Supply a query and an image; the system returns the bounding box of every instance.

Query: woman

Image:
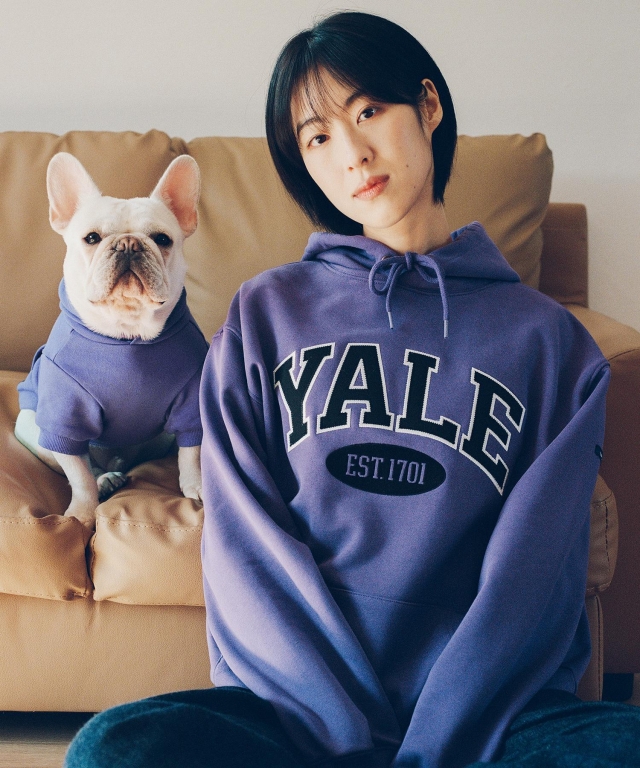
[66,11,640,768]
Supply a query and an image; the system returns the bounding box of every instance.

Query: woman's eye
[84,232,102,245]
[151,233,173,247]
[309,134,328,148]
[358,106,379,122]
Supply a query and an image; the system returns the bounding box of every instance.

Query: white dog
[15,153,207,530]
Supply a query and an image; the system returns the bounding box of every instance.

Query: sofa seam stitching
[606,348,640,361]
[0,588,87,599]
[96,518,202,532]
[93,597,204,607]
[0,519,76,527]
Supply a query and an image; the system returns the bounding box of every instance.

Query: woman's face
[294,73,443,244]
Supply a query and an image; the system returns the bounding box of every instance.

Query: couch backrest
[0,130,553,371]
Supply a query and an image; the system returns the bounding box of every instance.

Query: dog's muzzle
[88,236,170,304]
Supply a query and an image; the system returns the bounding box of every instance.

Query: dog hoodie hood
[57,280,193,345]
[200,221,610,768]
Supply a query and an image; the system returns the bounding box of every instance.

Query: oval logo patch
[326,443,446,496]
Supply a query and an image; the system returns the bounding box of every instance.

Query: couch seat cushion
[0,370,90,600]
[90,457,204,606]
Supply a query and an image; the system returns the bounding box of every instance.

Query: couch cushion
[445,133,553,290]
[185,133,553,341]
[91,458,204,606]
[0,371,90,600]
[0,129,188,372]
[0,594,210,710]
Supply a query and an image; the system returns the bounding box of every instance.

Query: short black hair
[266,11,457,235]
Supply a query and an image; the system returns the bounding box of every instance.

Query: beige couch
[0,129,634,711]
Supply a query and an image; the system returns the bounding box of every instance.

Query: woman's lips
[353,175,389,200]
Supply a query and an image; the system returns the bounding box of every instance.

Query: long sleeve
[392,362,610,768]
[200,324,402,767]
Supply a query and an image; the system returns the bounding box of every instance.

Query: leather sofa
[0,129,635,711]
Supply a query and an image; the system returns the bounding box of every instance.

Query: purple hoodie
[200,222,609,768]
[18,280,208,454]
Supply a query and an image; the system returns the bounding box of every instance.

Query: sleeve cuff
[38,429,89,455]
[17,389,37,411]
[175,428,203,448]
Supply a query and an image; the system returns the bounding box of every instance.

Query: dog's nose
[115,236,143,253]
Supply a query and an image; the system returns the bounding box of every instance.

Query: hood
[302,222,520,337]
[58,279,191,345]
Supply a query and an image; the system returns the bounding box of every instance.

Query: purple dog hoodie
[18,280,208,454]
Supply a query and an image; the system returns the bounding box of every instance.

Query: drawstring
[369,252,449,338]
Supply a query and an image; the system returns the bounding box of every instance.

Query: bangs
[291,39,420,136]
[292,65,354,135]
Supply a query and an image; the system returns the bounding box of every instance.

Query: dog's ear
[150,155,200,238]
[47,153,102,234]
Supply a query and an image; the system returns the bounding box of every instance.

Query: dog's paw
[178,445,202,504]
[97,471,129,502]
[180,482,202,504]
[64,500,97,532]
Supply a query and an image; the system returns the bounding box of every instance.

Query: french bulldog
[14,152,207,530]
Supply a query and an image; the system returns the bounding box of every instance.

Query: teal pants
[65,687,640,768]
[468,689,640,766]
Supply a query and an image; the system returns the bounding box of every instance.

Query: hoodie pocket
[330,586,464,728]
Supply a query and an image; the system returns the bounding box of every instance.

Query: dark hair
[266,11,457,235]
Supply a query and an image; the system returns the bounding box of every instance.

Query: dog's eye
[84,232,102,245]
[151,233,173,248]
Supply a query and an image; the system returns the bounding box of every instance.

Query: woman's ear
[420,78,443,133]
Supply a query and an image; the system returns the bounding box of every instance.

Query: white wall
[1,0,639,329]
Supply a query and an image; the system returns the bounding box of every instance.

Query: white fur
[47,153,200,340]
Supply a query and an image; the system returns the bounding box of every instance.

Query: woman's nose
[340,128,373,170]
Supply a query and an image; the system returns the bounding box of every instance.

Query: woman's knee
[64,690,305,768]
[503,697,640,766]
[64,699,184,768]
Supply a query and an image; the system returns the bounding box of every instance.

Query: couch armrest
[566,304,640,671]
[539,204,588,307]
[587,476,618,596]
